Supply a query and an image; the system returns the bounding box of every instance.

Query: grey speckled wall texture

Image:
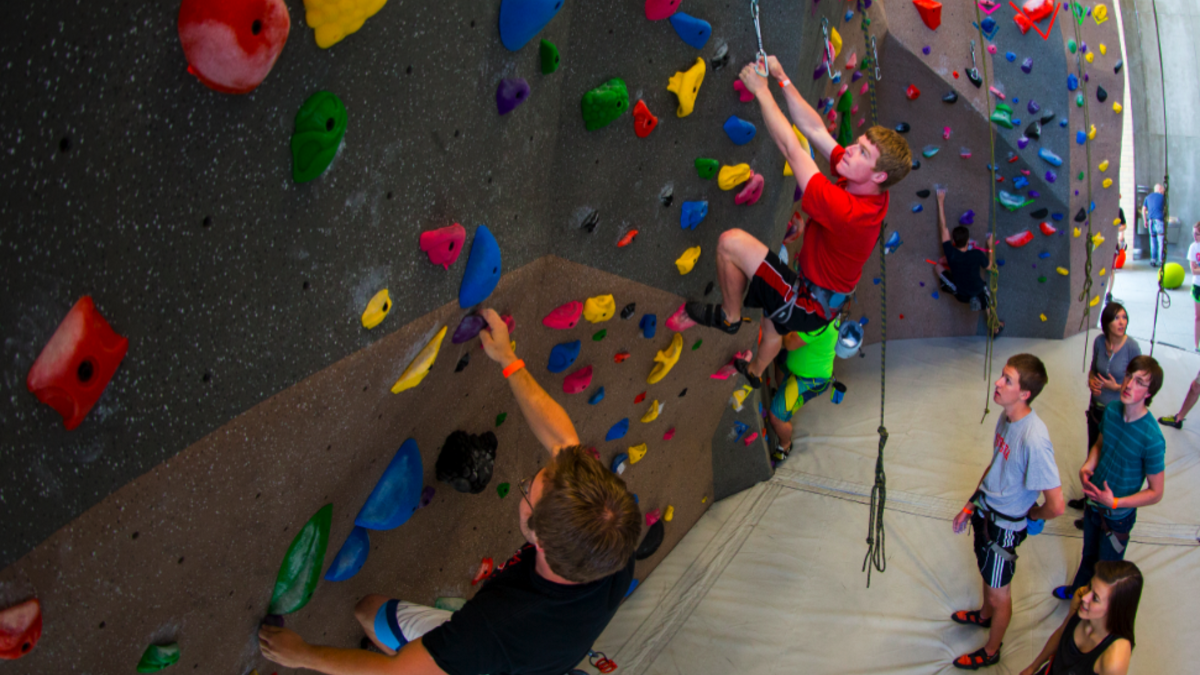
[0,0,815,568]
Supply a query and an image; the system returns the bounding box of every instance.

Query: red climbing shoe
[951,610,992,628]
[953,645,1001,670]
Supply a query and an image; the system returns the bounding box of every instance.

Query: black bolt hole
[202,216,212,227]
[325,118,335,131]
[251,20,262,35]
[382,302,389,311]
[59,137,71,152]
[22,642,31,653]
[77,359,95,383]
[448,242,455,250]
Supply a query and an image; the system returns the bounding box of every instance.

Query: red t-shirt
[798,145,890,293]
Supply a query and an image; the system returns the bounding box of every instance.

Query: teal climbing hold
[136,644,181,673]
[291,91,347,183]
[669,12,711,49]
[581,78,630,131]
[458,225,502,308]
[548,340,581,373]
[606,418,630,441]
[540,39,560,74]
[695,158,719,179]
[269,503,333,615]
[499,0,565,51]
[355,439,423,530]
[324,526,370,582]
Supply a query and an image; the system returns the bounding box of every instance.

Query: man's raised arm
[767,55,839,161]
[740,63,821,193]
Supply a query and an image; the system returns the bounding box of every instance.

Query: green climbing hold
[136,643,181,673]
[695,158,719,179]
[990,103,1014,129]
[1075,93,1084,107]
[1068,39,1077,54]
[496,412,507,426]
[836,90,854,147]
[593,329,607,341]
[497,482,511,498]
[540,39,560,74]
[291,91,348,183]
[1077,171,1086,180]
[1038,275,1047,283]
[581,78,630,131]
[269,503,332,615]
[691,339,702,351]
[997,190,1033,211]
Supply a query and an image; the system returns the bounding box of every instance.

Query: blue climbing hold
[1037,148,1063,167]
[723,115,756,145]
[548,340,581,373]
[1013,176,1029,189]
[458,225,502,308]
[1067,73,1079,91]
[669,12,711,49]
[588,387,606,405]
[680,201,708,230]
[845,9,854,21]
[1052,212,1064,221]
[883,230,903,254]
[324,526,370,582]
[1005,51,1016,62]
[639,314,657,339]
[1038,251,1051,259]
[1060,118,1069,128]
[625,578,639,597]
[606,418,630,442]
[1021,58,1033,74]
[1076,130,1087,144]
[912,204,924,213]
[355,438,424,530]
[733,420,748,442]
[611,452,629,473]
[980,17,997,39]
[499,0,565,51]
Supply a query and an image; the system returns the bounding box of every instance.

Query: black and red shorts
[744,251,834,334]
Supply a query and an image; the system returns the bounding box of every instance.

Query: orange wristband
[502,359,525,379]
[963,506,975,515]
[1111,496,1119,509]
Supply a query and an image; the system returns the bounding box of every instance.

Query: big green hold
[836,90,854,147]
[540,39,560,74]
[581,78,629,131]
[269,503,332,615]
[990,103,1014,130]
[136,643,181,673]
[695,158,719,179]
[292,92,348,183]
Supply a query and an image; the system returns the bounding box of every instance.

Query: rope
[1067,2,1097,372]
[973,4,1001,424]
[1145,0,1171,357]
[858,1,887,587]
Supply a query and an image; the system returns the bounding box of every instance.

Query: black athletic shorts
[744,251,833,335]
[972,511,1028,589]
[954,285,991,310]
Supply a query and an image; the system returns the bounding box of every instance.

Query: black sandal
[733,358,762,389]
[685,302,742,335]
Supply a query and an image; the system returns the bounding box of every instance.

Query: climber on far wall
[259,308,642,675]
[933,185,1004,337]
[685,56,911,390]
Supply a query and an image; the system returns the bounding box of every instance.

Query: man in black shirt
[935,187,1003,336]
[260,308,642,675]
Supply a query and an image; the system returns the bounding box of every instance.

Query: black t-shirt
[944,241,988,298]
[422,543,635,675]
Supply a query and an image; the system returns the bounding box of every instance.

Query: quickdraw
[750,0,768,77]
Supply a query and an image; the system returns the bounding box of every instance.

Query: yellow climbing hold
[1093,5,1108,24]
[1074,227,1082,237]
[628,442,648,464]
[1088,125,1096,140]
[667,58,706,118]
[730,384,753,411]
[1099,43,1107,55]
[1056,267,1069,276]
[783,126,813,175]
[647,333,683,384]
[303,0,388,48]
[1039,313,1048,322]
[1090,295,1101,307]
[1099,267,1108,276]
[391,325,447,393]
[664,505,674,522]
[701,495,708,503]
[830,27,843,58]
[1092,233,1106,247]
[641,399,662,423]
[362,289,391,329]
[1112,217,1122,226]
[718,163,752,190]
[1098,160,1109,172]
[583,294,615,323]
[1103,178,1113,188]
[1113,102,1123,114]
[1085,51,1095,63]
[675,246,701,275]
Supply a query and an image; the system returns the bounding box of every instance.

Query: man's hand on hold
[767,55,787,81]
[478,308,516,368]
[259,626,311,669]
[739,62,769,95]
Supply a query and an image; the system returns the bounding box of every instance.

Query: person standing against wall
[1140,185,1165,267]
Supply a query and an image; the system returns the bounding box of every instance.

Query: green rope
[973,3,1001,424]
[1068,3,1097,374]
[1145,0,1171,357]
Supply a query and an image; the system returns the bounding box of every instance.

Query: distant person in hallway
[1140,184,1165,267]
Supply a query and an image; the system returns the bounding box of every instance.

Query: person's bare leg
[1193,301,1199,350]
[748,318,783,378]
[768,409,793,451]
[981,584,1011,655]
[1177,377,1200,421]
[715,229,770,322]
[354,594,399,656]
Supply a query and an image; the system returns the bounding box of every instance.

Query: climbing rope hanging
[973,3,1001,424]
[1066,2,1099,373]
[1144,0,1171,358]
[857,2,887,587]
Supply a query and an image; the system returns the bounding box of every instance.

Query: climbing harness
[970,493,1026,563]
[750,0,768,77]
[856,1,887,588]
[973,3,1001,424]
[1145,0,1171,357]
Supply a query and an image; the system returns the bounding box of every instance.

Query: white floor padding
[596,334,1200,674]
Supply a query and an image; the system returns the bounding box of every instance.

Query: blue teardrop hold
[355,438,424,530]
[548,340,581,373]
[723,115,757,145]
[606,418,630,442]
[458,225,502,308]
[499,0,566,51]
[588,387,606,405]
[668,12,712,49]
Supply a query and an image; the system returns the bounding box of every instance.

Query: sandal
[685,302,742,335]
[951,610,992,628]
[953,645,1001,670]
[733,358,762,389]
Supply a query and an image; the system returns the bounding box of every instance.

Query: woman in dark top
[1021,560,1140,675]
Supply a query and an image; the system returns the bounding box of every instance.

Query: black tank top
[1048,613,1121,675]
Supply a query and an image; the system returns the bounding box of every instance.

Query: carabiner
[751,0,769,76]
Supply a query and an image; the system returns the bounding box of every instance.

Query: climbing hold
[637,314,657,340]
[710,42,731,70]
[356,438,423,529]
[301,0,388,47]
[667,58,706,117]
[695,158,720,179]
[1022,57,1034,74]
[1028,100,1041,115]
[663,427,676,440]
[1040,110,1057,125]
[1094,5,1109,24]
[912,204,924,213]
[1099,159,1110,172]
[1039,221,1057,236]
[731,385,752,411]
[665,304,697,332]
[735,173,765,206]
[324,526,370,582]
[675,246,701,275]
[458,225,502,308]
[26,296,128,430]
[640,400,663,423]
[1031,207,1050,219]
[1068,39,1078,53]
[990,103,1014,129]
[632,100,658,138]
[669,12,711,49]
[1076,130,1087,145]
[614,351,631,363]
[718,164,753,190]
[291,91,347,183]
[563,365,594,394]
[391,325,447,393]
[177,0,290,94]
[1046,170,1058,183]
[581,78,629,131]
[0,599,41,661]
[584,294,616,323]
[543,301,583,329]
[680,201,708,230]
[723,116,756,145]
[1038,148,1063,167]
[733,79,755,102]
[711,350,752,380]
[471,558,495,585]
[617,230,638,247]
[917,189,931,199]
[1067,73,1079,91]
[1005,51,1016,62]
[580,209,600,233]
[627,443,649,465]
[593,329,607,341]
[454,353,470,373]
[959,210,976,225]
[1102,178,1113,189]
[743,431,759,445]
[539,38,560,73]
[895,122,911,133]
[419,223,467,270]
[499,0,564,51]
[912,0,942,30]
[589,387,606,404]
[1113,59,1124,74]
[621,303,636,320]
[548,340,581,373]
[436,430,498,494]
[1075,208,1088,223]
[606,418,630,442]
[1096,86,1108,103]
[1085,51,1095,63]
[496,483,511,499]
[1076,93,1085,107]
[1056,267,1069,276]
[942,91,958,104]
[647,333,684,384]
[269,503,332,614]
[905,84,921,100]
[1025,120,1042,140]
[644,0,680,20]
[922,145,940,158]
[450,314,486,344]
[496,78,531,115]
[1005,231,1034,247]
[136,644,182,673]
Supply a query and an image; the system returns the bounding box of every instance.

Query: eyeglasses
[517,474,535,508]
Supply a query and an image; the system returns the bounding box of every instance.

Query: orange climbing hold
[614,351,631,363]
[471,558,494,585]
[617,230,639,247]
[912,0,942,30]
[0,599,41,661]
[632,100,658,138]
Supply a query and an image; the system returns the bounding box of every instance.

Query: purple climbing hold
[1045,170,1057,183]
[922,45,931,55]
[451,314,488,344]
[1027,100,1040,114]
[1018,137,1030,149]
[959,210,975,225]
[1021,58,1033,74]
[813,62,827,80]
[420,486,436,507]
[496,78,530,115]
[851,70,863,82]
[1028,190,1041,198]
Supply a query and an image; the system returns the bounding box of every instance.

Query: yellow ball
[1161,262,1186,289]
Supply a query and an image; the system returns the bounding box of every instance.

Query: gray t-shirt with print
[979,409,1061,530]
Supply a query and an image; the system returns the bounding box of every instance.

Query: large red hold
[632,100,658,138]
[178,0,291,94]
[419,223,467,270]
[27,297,129,430]
[1005,230,1034,248]
[1039,221,1057,236]
[912,0,942,31]
[0,599,42,661]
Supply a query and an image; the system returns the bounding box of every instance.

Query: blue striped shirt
[1090,402,1166,518]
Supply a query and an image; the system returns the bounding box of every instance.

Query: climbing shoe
[771,444,792,466]
[1052,586,1073,600]
[733,358,762,389]
[953,646,1000,670]
[685,302,743,335]
[1067,498,1086,510]
[1158,415,1184,429]
[970,295,983,312]
[951,610,992,629]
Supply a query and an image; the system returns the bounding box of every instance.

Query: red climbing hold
[632,100,658,138]
[1013,11,1033,34]
[733,80,754,103]
[735,173,765,206]
[912,0,942,30]
[634,391,646,404]
[617,230,639,247]
[27,297,129,430]
[614,351,631,363]
[1039,221,1057,236]
[644,0,680,21]
[663,427,675,440]
[419,223,467,270]
[665,303,697,332]
[542,301,583,329]
[471,558,494,585]
[905,84,921,100]
[1023,0,1054,22]
[563,366,593,394]
[178,0,291,94]
[1005,230,1034,247]
[0,598,41,661]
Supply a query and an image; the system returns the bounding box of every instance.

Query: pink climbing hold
[943,126,952,140]
[844,51,857,69]
[1039,221,1057,236]
[645,508,662,526]
[711,350,753,379]
[734,172,764,205]
[644,0,681,20]
[663,427,676,440]
[665,303,697,332]
[1005,230,1034,247]
[419,223,467,270]
[563,365,593,394]
[860,81,869,95]
[542,301,583,329]
[742,431,759,445]
[733,80,754,103]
